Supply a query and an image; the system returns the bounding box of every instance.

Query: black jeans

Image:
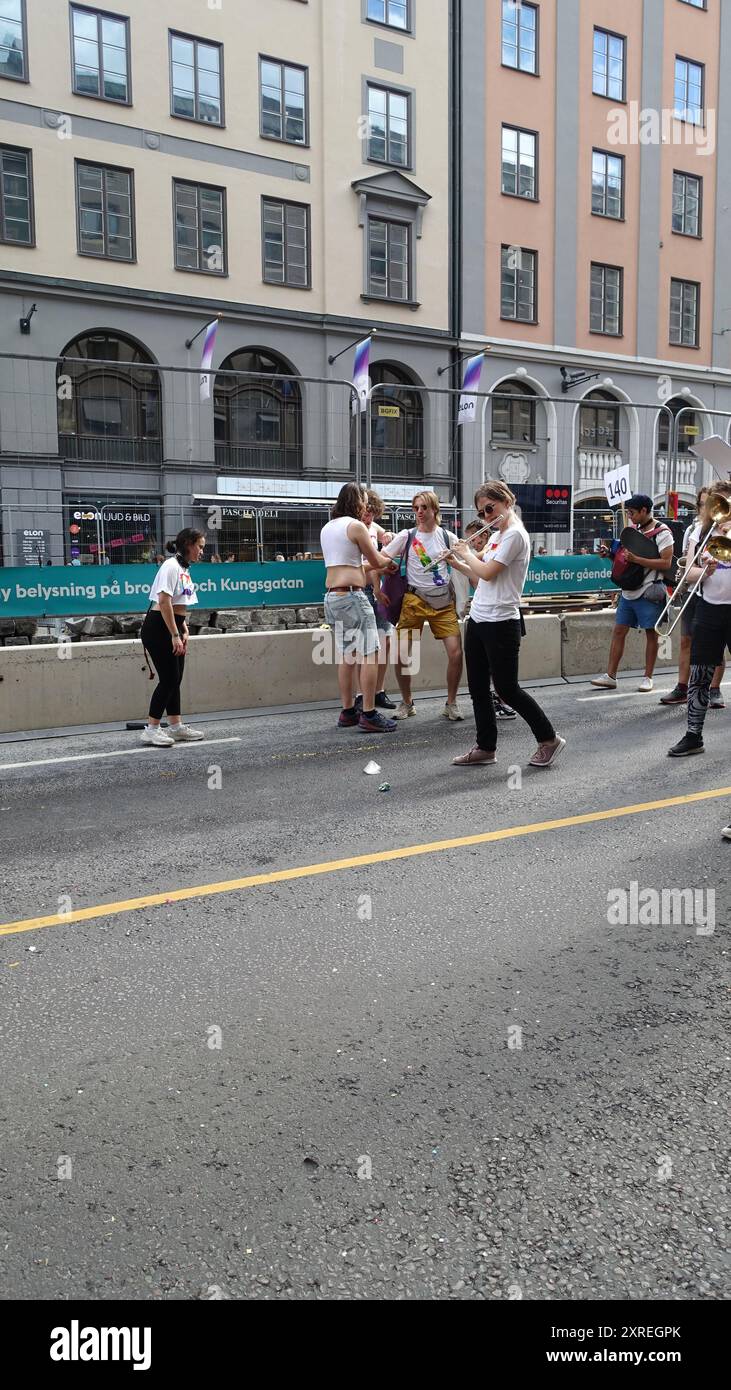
[141,611,186,720]
[465,617,555,752]
[687,598,731,737]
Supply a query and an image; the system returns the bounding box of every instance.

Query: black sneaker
[659,684,688,706]
[493,693,517,720]
[668,733,704,757]
[359,710,397,732]
[375,690,397,710]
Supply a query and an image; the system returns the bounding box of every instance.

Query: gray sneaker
[141,726,174,747]
[393,701,416,719]
[169,724,205,741]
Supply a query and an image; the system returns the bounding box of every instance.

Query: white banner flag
[457,353,485,426]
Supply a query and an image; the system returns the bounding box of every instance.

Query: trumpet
[654,493,731,635]
[421,518,499,574]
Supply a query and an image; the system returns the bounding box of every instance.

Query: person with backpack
[590,495,675,693]
[380,490,464,721]
[140,529,206,746]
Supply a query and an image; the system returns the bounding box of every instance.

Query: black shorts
[690,597,731,666]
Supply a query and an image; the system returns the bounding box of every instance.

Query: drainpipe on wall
[449,0,463,517]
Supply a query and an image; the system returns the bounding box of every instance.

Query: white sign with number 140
[603,464,631,508]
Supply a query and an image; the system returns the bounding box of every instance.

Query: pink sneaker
[528,736,566,768]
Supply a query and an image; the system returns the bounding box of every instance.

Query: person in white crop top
[320,482,398,733]
[139,528,206,747]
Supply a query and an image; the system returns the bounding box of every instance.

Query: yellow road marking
[1,785,729,939]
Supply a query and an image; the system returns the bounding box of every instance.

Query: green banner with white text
[0,556,613,619]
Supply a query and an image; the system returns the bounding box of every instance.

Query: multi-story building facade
[461,0,731,546]
[0,0,454,564]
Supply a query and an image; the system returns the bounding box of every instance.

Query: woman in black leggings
[140,528,206,747]
[449,481,565,769]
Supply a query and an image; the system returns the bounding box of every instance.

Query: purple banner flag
[458,352,485,425]
[352,337,371,415]
[199,319,219,401]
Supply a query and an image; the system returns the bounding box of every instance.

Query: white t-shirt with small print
[148,556,199,607]
[468,521,531,623]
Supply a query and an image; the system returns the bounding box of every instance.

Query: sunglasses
[477,504,497,518]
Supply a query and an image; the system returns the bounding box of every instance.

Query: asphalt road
[0,675,729,1301]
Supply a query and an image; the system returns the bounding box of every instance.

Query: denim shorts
[324,588,380,658]
[616,594,664,630]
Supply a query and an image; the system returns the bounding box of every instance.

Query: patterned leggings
[687,664,716,737]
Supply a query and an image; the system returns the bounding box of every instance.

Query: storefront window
[573,497,616,549]
[352,362,425,481]
[657,401,699,455]
[578,390,620,451]
[64,496,161,564]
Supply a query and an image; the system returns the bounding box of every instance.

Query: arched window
[491,380,536,444]
[579,389,620,451]
[573,495,615,548]
[214,348,302,474]
[57,332,161,465]
[657,396,700,455]
[365,362,424,480]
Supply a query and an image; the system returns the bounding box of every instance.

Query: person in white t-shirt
[381,490,464,721]
[448,481,565,769]
[140,529,206,747]
[669,482,731,758]
[660,487,725,708]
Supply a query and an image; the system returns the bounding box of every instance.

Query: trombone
[654,493,731,635]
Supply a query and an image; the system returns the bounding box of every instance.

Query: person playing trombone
[660,486,726,709]
[668,482,731,758]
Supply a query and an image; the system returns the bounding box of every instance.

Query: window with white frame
[593,28,625,101]
[368,218,409,300]
[590,263,622,335]
[592,149,623,218]
[502,0,538,73]
[170,33,223,125]
[501,126,537,199]
[670,278,699,346]
[366,0,409,29]
[501,245,536,322]
[71,5,129,103]
[260,57,307,144]
[366,85,409,167]
[674,57,704,124]
[672,171,701,236]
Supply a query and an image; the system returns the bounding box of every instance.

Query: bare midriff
[325,564,366,590]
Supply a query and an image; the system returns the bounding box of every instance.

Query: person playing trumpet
[448,481,565,769]
[668,482,731,758]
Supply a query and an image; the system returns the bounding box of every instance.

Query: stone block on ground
[0,618,15,636]
[296,607,322,626]
[13,618,37,637]
[4,635,29,645]
[64,618,87,639]
[81,615,115,638]
[251,608,287,628]
[114,615,143,636]
[216,611,253,632]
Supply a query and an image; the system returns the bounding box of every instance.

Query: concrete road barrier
[0,615,562,734]
[561,611,680,678]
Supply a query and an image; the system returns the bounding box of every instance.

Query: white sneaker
[442,701,464,721]
[637,677,654,693]
[590,673,618,689]
[722,824,731,841]
[141,726,174,747]
[168,724,205,741]
[393,701,416,719]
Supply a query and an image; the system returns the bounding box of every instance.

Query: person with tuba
[668,482,731,757]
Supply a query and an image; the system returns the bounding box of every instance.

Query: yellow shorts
[397,591,461,640]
